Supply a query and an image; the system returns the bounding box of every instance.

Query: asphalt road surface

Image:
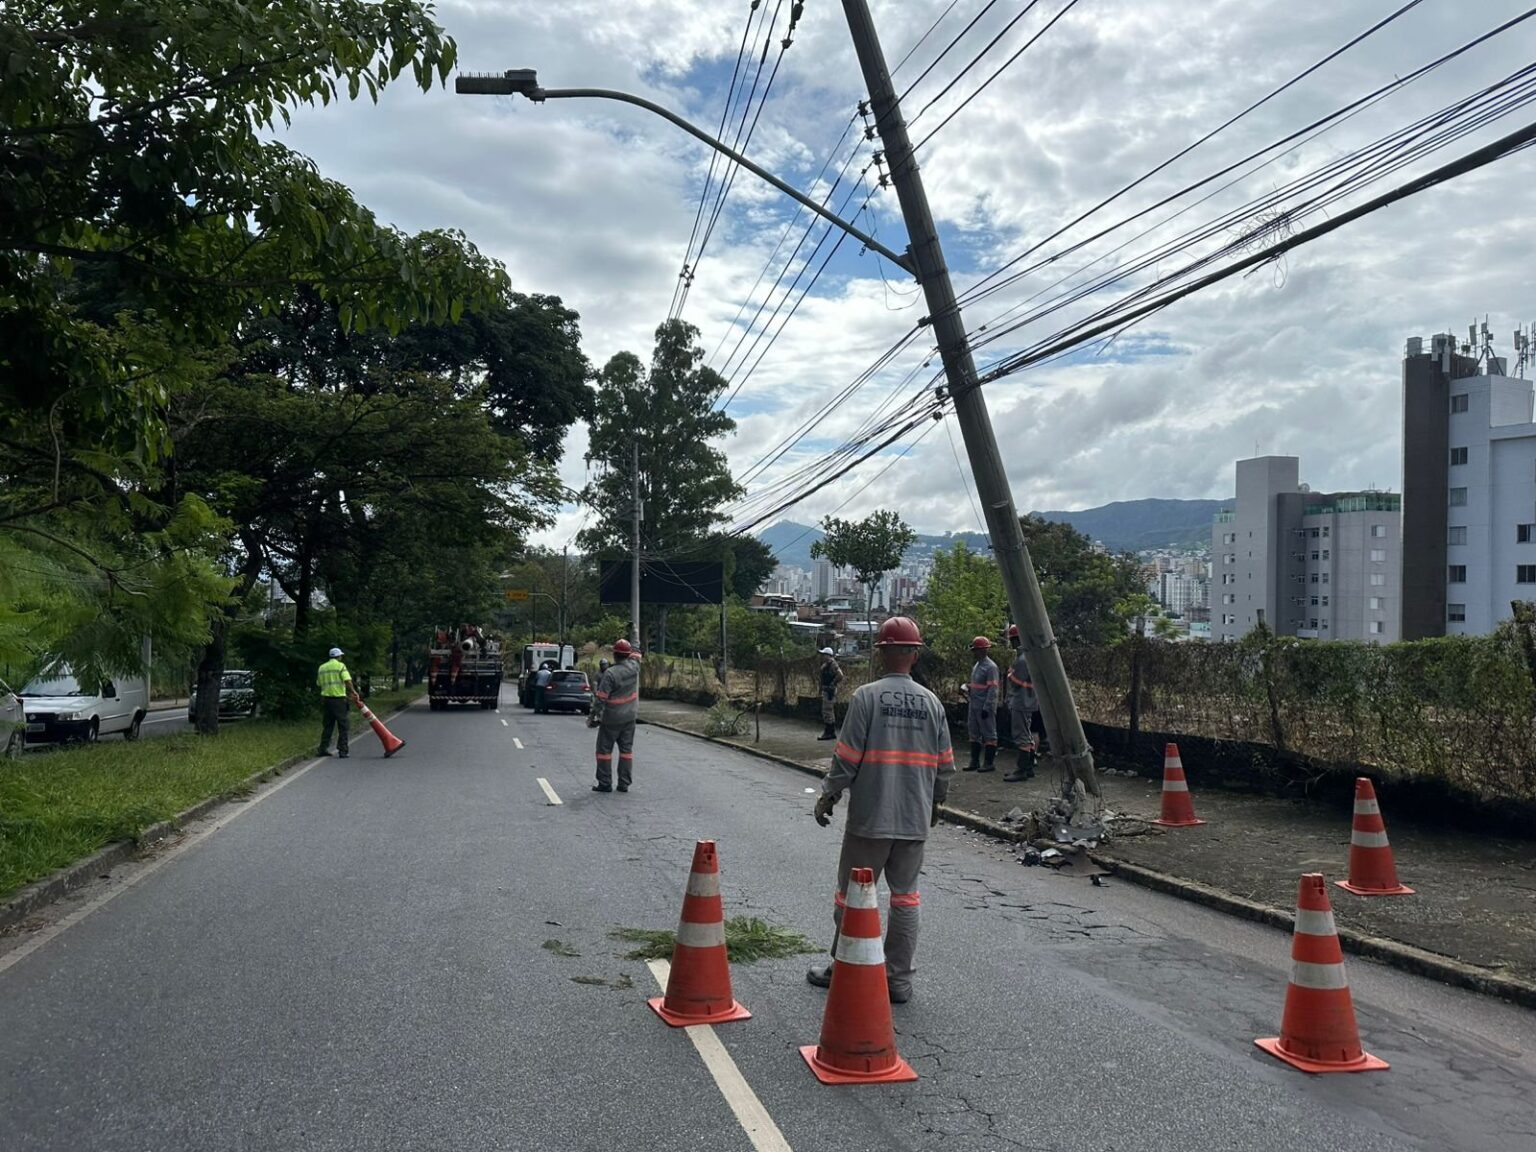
[2,691,1531,1151]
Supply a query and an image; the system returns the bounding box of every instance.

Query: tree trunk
[193,540,265,736]
[658,605,670,655]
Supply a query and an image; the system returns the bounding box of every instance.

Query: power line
[908,1,1040,128]
[898,0,1000,103]
[943,413,986,533]
[892,0,964,77]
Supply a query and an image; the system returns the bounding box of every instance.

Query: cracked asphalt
[1,692,1532,1151]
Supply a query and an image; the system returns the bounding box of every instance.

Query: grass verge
[612,916,819,963]
[0,688,424,900]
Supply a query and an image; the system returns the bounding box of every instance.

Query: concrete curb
[641,715,1536,1011]
[0,701,418,933]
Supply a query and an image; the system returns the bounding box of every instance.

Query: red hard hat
[971,635,992,650]
[874,616,924,647]
[613,638,633,656]
[1007,624,1020,639]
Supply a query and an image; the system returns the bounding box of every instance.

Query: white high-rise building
[1401,331,1536,636]
[1212,456,1400,643]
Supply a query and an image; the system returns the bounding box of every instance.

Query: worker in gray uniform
[1003,624,1039,782]
[965,635,1000,773]
[588,638,640,793]
[807,616,955,1004]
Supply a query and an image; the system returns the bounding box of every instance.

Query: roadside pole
[839,0,1100,801]
[631,441,642,648]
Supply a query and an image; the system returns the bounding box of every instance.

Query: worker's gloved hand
[586,714,599,729]
[931,802,942,827]
[813,793,838,827]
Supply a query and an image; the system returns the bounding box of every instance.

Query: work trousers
[820,691,836,725]
[533,686,548,713]
[595,718,636,787]
[318,696,350,755]
[967,704,997,746]
[829,832,925,998]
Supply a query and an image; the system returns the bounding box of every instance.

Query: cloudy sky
[280,0,1536,547]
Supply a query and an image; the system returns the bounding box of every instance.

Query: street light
[455,70,913,274]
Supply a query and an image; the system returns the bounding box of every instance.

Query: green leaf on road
[611,917,819,964]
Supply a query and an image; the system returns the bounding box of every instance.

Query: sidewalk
[639,696,1536,998]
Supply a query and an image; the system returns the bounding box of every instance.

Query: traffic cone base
[1336,778,1412,896]
[1154,743,1205,826]
[356,701,405,756]
[801,867,917,1086]
[800,1044,916,1085]
[651,841,751,1028]
[1254,1036,1388,1074]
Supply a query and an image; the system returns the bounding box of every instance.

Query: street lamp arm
[527,85,913,275]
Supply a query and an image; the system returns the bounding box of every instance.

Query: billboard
[599,558,725,606]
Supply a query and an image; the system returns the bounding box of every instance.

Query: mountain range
[756,498,1224,567]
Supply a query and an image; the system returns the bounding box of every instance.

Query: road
[1,691,1531,1151]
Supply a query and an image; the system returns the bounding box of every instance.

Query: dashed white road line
[536,778,563,806]
[645,959,792,1152]
[0,755,329,976]
[500,718,508,727]
[513,737,524,749]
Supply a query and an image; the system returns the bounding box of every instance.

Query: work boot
[806,964,833,989]
[817,724,836,741]
[592,783,611,793]
[964,741,982,771]
[977,745,997,773]
[617,784,628,792]
[888,985,912,1005]
[1004,747,1037,783]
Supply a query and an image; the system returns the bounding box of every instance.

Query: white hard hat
[329,647,344,658]
[819,647,835,656]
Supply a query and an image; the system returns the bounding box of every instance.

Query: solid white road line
[513,737,524,749]
[645,960,792,1152]
[536,778,562,806]
[142,714,184,724]
[0,755,330,977]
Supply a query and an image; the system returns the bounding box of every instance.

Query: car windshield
[552,672,587,684]
[22,674,82,696]
[221,672,253,690]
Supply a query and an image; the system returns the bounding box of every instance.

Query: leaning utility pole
[840,0,1100,801]
[631,441,642,648]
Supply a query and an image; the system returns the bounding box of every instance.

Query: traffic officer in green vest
[316,646,361,758]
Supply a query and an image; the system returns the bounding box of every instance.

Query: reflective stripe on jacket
[317,659,351,698]
[1008,654,1038,719]
[824,673,954,840]
[594,659,640,726]
[968,657,999,711]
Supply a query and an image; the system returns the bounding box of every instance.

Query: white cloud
[277,0,1536,545]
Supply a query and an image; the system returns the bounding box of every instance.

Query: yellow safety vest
[317,659,351,698]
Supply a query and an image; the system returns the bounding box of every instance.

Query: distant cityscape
[754,321,1536,647]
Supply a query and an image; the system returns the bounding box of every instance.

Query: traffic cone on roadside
[354,698,405,757]
[1336,777,1413,896]
[1256,873,1389,1074]
[1154,743,1205,827]
[800,867,917,1085]
[649,841,751,1027]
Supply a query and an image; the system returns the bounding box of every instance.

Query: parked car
[20,664,149,744]
[187,670,259,721]
[1,676,24,759]
[542,670,594,714]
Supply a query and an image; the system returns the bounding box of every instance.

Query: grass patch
[612,917,819,963]
[0,688,424,900]
[542,939,580,957]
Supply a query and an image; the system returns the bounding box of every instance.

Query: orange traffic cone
[649,841,751,1027]
[800,867,917,1085]
[354,698,405,757]
[1336,778,1413,896]
[1154,743,1205,827]
[1256,873,1389,1074]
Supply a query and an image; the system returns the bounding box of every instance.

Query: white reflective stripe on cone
[1293,908,1337,938]
[835,935,886,967]
[844,883,878,910]
[686,872,721,898]
[1351,830,1391,849]
[1290,960,1350,990]
[1162,779,1189,792]
[675,920,727,949]
[1354,798,1381,816]
[1163,758,1181,769]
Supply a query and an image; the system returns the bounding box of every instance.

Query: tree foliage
[918,541,1010,657]
[810,510,916,613]
[1019,514,1143,646]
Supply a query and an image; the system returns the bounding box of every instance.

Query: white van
[20,662,151,745]
[1,676,24,759]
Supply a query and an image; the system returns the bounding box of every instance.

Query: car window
[101,681,116,699]
[551,672,587,684]
[23,674,82,695]
[222,672,253,689]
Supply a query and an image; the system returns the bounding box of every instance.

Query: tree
[1019,515,1144,646]
[1,0,507,686]
[810,510,917,634]
[919,541,1010,657]
[580,320,743,650]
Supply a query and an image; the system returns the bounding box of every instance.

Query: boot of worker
[817,723,836,741]
[964,741,981,771]
[1004,746,1036,782]
[977,744,997,773]
[885,902,919,1004]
